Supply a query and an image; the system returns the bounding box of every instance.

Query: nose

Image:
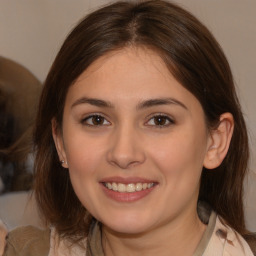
[106,125,146,169]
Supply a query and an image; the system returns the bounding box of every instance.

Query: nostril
[107,149,146,169]
[106,129,146,169]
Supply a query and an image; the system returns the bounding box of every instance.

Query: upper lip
[100,176,157,184]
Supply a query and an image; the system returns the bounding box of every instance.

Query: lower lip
[101,184,156,202]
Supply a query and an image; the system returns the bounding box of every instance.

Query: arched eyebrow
[71,97,114,108]
[137,98,187,110]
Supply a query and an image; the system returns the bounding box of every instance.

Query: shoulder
[244,233,256,256]
[204,216,255,256]
[3,225,87,256]
[0,220,8,256]
[49,227,87,256]
[4,225,50,256]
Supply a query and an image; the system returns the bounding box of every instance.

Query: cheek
[148,128,207,185]
[64,131,106,178]
[63,135,105,215]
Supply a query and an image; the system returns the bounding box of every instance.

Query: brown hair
[34,0,249,241]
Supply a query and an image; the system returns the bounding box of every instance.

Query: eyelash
[81,114,175,128]
[145,114,175,128]
[81,114,111,127]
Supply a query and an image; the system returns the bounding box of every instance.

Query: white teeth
[117,183,126,192]
[126,183,135,192]
[112,182,118,191]
[142,183,148,190]
[104,182,155,193]
[148,183,154,189]
[135,183,142,191]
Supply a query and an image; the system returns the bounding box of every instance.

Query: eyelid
[145,113,175,127]
[81,113,111,126]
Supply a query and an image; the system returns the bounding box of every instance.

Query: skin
[53,47,234,255]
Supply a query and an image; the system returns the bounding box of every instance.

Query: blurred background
[0,0,255,231]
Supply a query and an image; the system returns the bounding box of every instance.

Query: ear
[51,118,68,168]
[203,113,234,169]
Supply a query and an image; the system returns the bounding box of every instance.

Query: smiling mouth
[103,182,155,193]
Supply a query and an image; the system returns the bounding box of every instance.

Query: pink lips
[100,176,157,202]
[100,176,155,184]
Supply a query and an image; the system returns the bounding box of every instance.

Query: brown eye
[83,115,110,126]
[154,116,168,125]
[92,115,104,125]
[146,115,174,127]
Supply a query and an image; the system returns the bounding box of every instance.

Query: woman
[2,0,255,255]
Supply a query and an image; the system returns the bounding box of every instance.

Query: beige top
[1,212,255,256]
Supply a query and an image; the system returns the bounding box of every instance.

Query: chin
[105,223,150,235]
[101,214,155,235]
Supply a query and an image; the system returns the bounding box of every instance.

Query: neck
[101,208,206,256]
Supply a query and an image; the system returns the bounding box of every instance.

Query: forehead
[65,47,201,112]
[75,47,170,84]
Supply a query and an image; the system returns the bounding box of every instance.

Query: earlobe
[51,119,68,168]
[203,113,234,169]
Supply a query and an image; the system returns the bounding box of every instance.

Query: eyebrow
[137,98,188,110]
[71,97,187,110]
[71,97,114,108]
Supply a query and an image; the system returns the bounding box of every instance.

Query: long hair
[34,0,249,241]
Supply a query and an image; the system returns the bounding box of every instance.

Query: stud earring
[60,160,68,167]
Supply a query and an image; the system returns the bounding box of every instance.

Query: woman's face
[54,47,213,235]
